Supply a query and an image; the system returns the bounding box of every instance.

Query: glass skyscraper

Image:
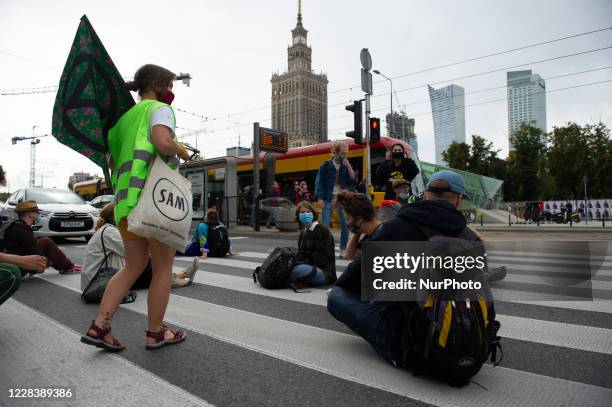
[428,84,466,165]
[507,70,547,150]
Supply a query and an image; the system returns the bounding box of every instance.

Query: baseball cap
[425,170,468,197]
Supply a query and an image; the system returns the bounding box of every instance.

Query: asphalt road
[1,233,611,407]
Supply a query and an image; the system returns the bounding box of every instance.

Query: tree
[468,135,498,175]
[506,124,547,201]
[442,142,469,170]
[584,122,611,198]
[0,165,5,187]
[546,122,588,199]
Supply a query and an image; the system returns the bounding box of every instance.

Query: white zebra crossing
[31,271,612,407]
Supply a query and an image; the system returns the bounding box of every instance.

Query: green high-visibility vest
[108,99,179,224]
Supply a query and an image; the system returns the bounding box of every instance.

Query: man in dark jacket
[375,143,419,200]
[4,200,81,275]
[327,170,484,367]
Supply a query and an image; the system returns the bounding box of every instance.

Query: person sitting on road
[0,252,47,306]
[292,201,337,288]
[327,171,503,373]
[391,179,415,206]
[4,200,82,275]
[184,209,236,258]
[83,203,197,291]
[335,191,383,262]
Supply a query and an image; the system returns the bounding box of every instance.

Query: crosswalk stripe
[499,273,612,291]
[35,274,612,406]
[0,299,213,407]
[238,251,352,267]
[488,262,612,277]
[488,255,612,269]
[487,250,611,262]
[38,271,612,356]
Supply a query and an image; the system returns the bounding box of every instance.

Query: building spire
[298,0,302,22]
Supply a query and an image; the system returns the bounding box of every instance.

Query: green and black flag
[52,15,134,190]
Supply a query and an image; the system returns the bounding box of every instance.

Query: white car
[1,188,98,240]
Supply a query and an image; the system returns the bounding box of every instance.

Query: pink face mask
[157,89,175,105]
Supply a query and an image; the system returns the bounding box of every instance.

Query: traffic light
[370,117,380,144]
[345,100,363,144]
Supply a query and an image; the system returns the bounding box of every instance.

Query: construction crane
[11,126,50,187]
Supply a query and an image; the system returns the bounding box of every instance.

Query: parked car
[1,188,98,240]
[88,194,115,209]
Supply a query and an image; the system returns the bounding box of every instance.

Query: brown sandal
[81,320,125,352]
[145,323,186,350]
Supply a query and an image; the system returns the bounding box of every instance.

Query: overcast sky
[1,0,611,192]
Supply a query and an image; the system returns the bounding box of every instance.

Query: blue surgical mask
[399,192,411,200]
[299,212,314,224]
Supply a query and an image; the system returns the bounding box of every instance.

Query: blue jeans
[327,286,402,367]
[266,207,277,227]
[321,201,348,250]
[291,263,328,286]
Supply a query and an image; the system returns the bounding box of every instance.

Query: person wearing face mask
[81,64,191,352]
[391,179,416,205]
[291,202,336,288]
[375,143,419,200]
[315,141,356,257]
[334,191,382,262]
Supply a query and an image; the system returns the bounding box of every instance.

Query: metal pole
[253,123,260,231]
[365,94,372,191]
[389,80,393,137]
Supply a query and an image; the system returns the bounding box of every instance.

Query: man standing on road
[4,200,81,275]
[315,141,356,257]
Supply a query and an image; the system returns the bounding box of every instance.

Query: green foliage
[441,122,611,201]
[442,142,469,170]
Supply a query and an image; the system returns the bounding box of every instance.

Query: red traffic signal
[370,117,380,144]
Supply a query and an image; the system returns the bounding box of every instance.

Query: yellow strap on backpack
[438,302,453,348]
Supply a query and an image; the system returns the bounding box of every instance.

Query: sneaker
[172,275,191,288]
[60,264,82,274]
[181,258,198,285]
[338,250,346,259]
[486,266,507,282]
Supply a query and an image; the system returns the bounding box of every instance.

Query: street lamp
[373,70,393,137]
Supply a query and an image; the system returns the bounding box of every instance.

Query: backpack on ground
[253,247,299,289]
[399,224,503,387]
[207,223,230,257]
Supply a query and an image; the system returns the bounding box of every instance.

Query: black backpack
[399,225,502,387]
[207,223,230,257]
[253,247,299,289]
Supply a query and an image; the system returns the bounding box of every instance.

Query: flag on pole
[52,15,134,189]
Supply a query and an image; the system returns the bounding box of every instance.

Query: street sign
[258,127,288,153]
[361,68,372,95]
[360,48,372,71]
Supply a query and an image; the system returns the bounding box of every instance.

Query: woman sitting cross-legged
[291,201,337,288]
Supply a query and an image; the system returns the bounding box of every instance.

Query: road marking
[488,255,612,269]
[33,273,612,407]
[231,236,250,240]
[39,271,612,355]
[488,250,611,262]
[239,251,351,267]
[0,299,213,407]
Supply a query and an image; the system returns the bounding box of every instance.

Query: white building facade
[428,84,466,165]
[507,70,547,150]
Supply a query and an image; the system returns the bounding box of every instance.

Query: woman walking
[81,64,191,351]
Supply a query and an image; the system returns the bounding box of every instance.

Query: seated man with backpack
[327,170,502,386]
[184,209,235,258]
